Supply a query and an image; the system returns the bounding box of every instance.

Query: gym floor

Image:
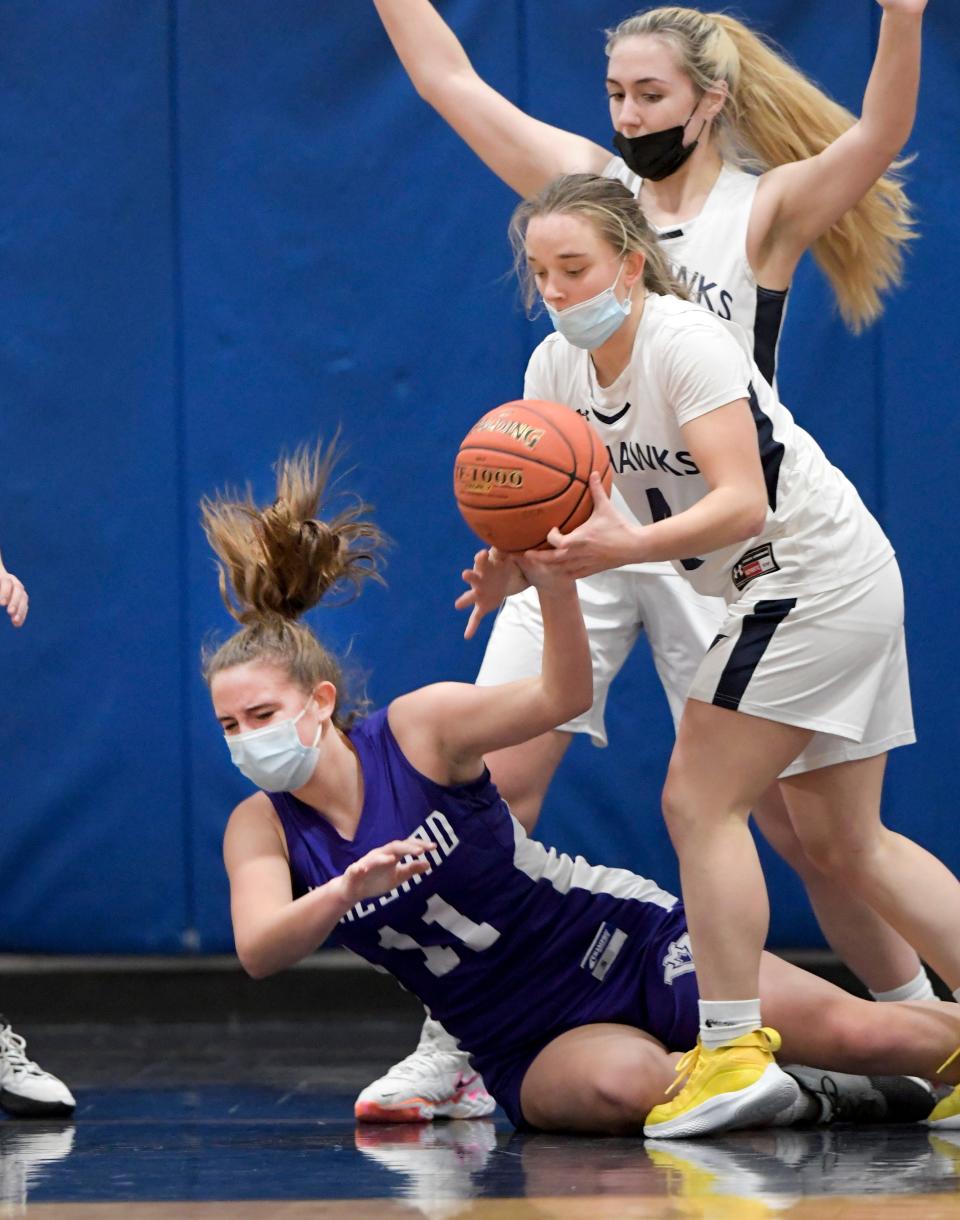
[3,958,960,1218]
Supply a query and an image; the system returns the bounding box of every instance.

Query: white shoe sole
[355,1090,495,1124]
[643,1064,800,1139]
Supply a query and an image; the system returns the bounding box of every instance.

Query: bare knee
[808,1000,898,1072]
[521,1033,674,1134]
[661,769,701,847]
[575,1055,675,1134]
[797,828,885,884]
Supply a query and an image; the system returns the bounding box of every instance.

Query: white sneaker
[355,1017,495,1123]
[0,1019,76,1118]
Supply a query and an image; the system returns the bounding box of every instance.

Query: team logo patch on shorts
[581,921,627,981]
[662,933,696,985]
[732,542,780,591]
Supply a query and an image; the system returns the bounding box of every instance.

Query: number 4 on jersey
[645,488,704,571]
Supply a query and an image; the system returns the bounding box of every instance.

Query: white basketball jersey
[524,294,892,602]
[602,158,787,387]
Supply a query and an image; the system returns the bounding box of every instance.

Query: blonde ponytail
[607,8,916,331]
[200,441,386,727]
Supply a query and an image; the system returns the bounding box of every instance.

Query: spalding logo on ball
[454,399,612,552]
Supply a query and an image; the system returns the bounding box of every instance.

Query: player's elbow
[418,65,478,112]
[569,679,594,720]
[734,492,768,542]
[235,935,281,981]
[555,675,593,724]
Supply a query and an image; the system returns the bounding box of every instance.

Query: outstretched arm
[225,794,433,978]
[372,0,609,197]
[750,0,926,284]
[0,553,29,628]
[390,558,591,784]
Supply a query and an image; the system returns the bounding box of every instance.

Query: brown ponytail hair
[200,441,386,728]
[509,173,689,310]
[606,7,916,331]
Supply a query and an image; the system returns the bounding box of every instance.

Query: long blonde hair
[510,173,689,310]
[200,441,386,729]
[606,7,916,331]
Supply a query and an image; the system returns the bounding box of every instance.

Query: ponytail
[200,441,385,728]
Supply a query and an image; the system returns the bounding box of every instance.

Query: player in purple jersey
[201,444,959,1136]
[356,0,933,1120]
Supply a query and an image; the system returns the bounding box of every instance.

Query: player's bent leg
[646,704,812,1139]
[519,1024,676,1134]
[355,1016,495,1124]
[660,700,810,998]
[752,783,926,997]
[759,948,960,1126]
[484,730,573,836]
[781,755,960,998]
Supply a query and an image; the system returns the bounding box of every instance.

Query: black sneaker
[783,1064,936,1125]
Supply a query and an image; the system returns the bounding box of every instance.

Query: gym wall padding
[0,1,956,952]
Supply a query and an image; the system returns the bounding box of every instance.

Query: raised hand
[455,548,529,640]
[0,566,29,628]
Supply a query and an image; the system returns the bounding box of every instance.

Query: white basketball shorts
[687,558,916,777]
[475,563,724,745]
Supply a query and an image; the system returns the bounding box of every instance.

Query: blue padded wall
[0,1,956,952]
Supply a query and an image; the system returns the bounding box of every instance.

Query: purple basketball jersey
[267,708,694,1068]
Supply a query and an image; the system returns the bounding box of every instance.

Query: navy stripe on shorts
[712,598,797,711]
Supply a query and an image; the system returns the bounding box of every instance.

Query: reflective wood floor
[2,1019,959,1218]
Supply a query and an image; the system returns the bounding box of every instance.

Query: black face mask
[613,108,705,181]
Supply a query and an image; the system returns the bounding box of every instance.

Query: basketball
[453,399,613,553]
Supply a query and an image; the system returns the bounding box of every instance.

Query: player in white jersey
[457,170,960,1138]
[358,0,932,1121]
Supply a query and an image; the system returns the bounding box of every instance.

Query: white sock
[699,998,762,1049]
[870,967,937,1003]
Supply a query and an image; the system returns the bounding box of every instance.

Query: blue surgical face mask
[544,262,631,350]
[226,699,322,792]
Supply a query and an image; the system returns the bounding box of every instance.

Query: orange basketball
[454,399,613,553]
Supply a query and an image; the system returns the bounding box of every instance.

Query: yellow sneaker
[927,1046,960,1129]
[643,1028,800,1139]
[927,1086,960,1129]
